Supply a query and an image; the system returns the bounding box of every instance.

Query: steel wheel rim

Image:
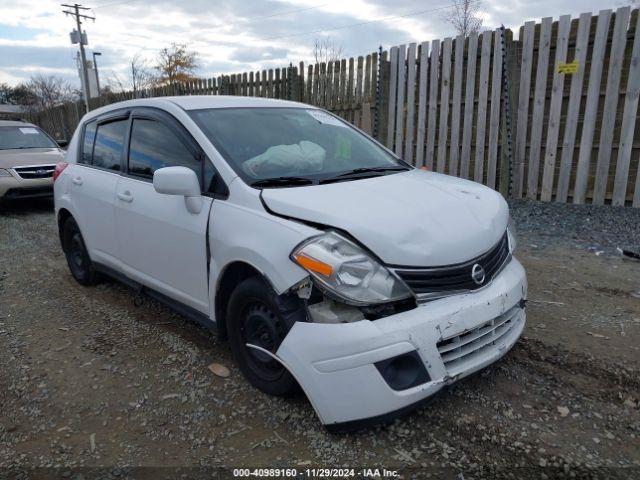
[240,301,285,381]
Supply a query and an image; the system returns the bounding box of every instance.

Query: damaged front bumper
[275,257,527,429]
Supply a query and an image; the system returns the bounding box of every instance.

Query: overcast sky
[0,0,629,89]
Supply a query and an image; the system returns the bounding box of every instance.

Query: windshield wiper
[320,166,409,184]
[250,176,314,188]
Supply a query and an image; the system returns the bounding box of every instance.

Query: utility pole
[92,51,102,94]
[62,3,94,113]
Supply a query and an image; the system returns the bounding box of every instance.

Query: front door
[114,113,212,314]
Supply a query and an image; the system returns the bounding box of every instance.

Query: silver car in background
[0,119,66,201]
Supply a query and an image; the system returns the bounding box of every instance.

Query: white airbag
[243,141,325,176]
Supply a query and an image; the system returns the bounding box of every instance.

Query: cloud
[0,0,624,88]
[231,46,290,63]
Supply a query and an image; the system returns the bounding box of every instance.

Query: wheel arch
[214,261,264,340]
[57,208,73,250]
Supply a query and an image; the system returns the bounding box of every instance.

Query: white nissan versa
[54,96,527,430]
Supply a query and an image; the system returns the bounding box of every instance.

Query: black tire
[62,217,99,286]
[227,276,298,396]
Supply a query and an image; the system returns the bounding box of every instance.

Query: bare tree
[105,72,127,93]
[106,54,156,96]
[313,38,344,65]
[0,83,14,104]
[312,38,344,101]
[155,43,199,87]
[130,54,156,94]
[442,0,483,37]
[20,75,75,112]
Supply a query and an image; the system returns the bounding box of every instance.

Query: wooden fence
[14,53,381,146]
[11,7,640,207]
[385,7,640,207]
[384,30,506,192]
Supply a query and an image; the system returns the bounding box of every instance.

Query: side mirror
[153,166,203,214]
[56,139,69,149]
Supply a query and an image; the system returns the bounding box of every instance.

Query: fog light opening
[375,351,430,391]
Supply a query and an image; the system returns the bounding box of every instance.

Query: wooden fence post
[513,21,535,197]
[498,27,518,197]
[593,6,631,205]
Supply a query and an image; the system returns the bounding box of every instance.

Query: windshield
[188,107,408,186]
[0,126,57,150]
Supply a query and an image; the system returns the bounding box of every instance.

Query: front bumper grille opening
[3,186,53,199]
[437,306,521,373]
[393,232,510,299]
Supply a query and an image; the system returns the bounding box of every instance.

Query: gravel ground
[0,199,639,479]
[509,199,640,254]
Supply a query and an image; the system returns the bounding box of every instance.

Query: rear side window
[80,121,97,164]
[128,118,199,179]
[93,120,127,171]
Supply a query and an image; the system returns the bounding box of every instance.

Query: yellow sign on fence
[557,60,579,74]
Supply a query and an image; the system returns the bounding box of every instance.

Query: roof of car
[167,95,306,110]
[0,119,36,127]
[83,95,310,121]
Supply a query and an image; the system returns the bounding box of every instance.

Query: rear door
[70,113,129,267]
[114,109,216,314]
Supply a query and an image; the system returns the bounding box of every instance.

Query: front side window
[93,120,127,171]
[189,108,407,186]
[0,126,57,150]
[128,118,200,179]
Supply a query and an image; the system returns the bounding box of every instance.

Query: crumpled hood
[262,169,509,267]
[0,148,65,169]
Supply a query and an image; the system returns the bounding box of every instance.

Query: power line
[262,0,479,41]
[93,0,141,9]
[94,0,329,33]
[221,3,329,27]
[182,3,330,38]
[92,1,331,46]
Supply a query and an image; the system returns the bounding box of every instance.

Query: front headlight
[291,231,411,305]
[0,169,13,177]
[507,216,517,253]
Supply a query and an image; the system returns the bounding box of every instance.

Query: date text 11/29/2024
[233,468,400,478]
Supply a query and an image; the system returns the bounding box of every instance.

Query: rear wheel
[62,217,99,286]
[227,276,298,396]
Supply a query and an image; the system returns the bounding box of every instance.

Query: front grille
[393,232,510,299]
[437,305,521,374]
[13,164,55,179]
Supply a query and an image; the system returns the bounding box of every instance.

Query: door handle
[117,191,134,203]
[71,176,83,186]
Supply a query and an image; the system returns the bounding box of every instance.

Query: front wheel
[62,217,100,286]
[227,276,298,396]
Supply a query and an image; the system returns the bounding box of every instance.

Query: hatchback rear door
[69,112,129,267]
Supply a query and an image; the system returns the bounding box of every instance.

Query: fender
[206,197,320,323]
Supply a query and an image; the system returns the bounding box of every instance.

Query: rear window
[93,120,127,171]
[0,126,57,150]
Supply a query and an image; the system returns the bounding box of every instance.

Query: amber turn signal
[292,253,333,277]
